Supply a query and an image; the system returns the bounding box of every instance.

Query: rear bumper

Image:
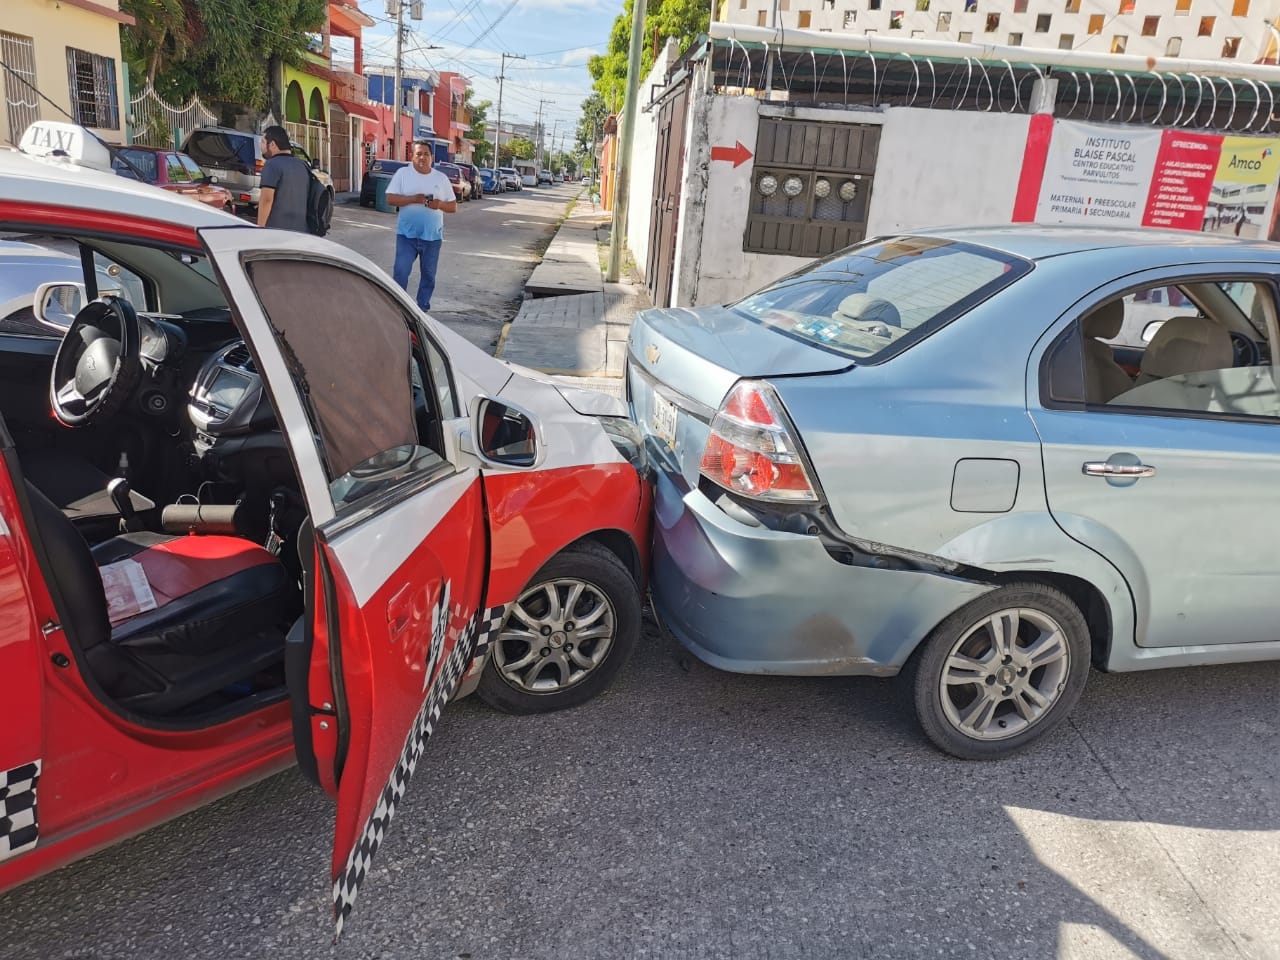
[649,465,992,676]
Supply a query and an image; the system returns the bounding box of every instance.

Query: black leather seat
[25,482,299,716]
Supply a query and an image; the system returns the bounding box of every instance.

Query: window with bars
[65,47,119,130]
[744,118,879,258]
[0,33,39,142]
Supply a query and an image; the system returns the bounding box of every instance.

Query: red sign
[1142,131,1222,230]
[710,141,753,168]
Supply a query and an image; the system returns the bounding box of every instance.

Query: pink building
[432,72,472,163]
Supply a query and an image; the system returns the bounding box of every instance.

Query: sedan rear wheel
[477,542,641,714]
[911,583,1090,760]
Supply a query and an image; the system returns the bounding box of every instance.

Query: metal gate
[128,82,216,149]
[0,33,39,145]
[645,72,690,308]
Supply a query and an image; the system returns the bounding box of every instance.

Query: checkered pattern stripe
[332,610,485,938]
[473,603,508,661]
[0,760,41,862]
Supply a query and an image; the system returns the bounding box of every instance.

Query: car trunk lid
[628,305,852,485]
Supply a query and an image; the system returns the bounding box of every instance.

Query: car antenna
[0,56,150,182]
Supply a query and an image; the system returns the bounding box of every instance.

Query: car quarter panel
[478,374,650,608]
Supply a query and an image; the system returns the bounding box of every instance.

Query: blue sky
[343,0,618,142]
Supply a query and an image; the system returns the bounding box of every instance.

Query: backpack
[305,167,331,237]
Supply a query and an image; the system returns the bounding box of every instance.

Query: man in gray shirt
[257,125,310,232]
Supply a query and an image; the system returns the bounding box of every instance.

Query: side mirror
[209,174,219,184]
[310,158,320,170]
[473,398,540,468]
[33,281,86,332]
[1142,319,1165,344]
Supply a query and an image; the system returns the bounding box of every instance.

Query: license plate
[651,392,678,448]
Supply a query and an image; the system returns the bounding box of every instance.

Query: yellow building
[0,0,132,147]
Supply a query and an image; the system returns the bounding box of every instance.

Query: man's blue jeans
[393,234,442,312]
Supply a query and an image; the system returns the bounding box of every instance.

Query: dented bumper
[650,467,994,677]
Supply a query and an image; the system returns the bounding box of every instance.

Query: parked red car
[110,145,233,211]
[0,151,650,933]
[435,161,472,201]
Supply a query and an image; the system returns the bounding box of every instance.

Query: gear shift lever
[107,477,143,533]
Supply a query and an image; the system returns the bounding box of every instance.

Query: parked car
[479,168,501,194]
[628,226,1280,761]
[563,173,572,183]
[0,151,651,926]
[537,169,554,186]
[498,167,522,191]
[106,146,234,212]
[435,161,471,201]
[180,126,334,232]
[460,162,484,200]
[582,175,591,184]
[359,158,409,207]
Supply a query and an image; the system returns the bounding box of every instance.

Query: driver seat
[24,481,298,716]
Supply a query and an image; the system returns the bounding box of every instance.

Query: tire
[909,583,1091,760]
[318,188,334,232]
[477,542,641,714]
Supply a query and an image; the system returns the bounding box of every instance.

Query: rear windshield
[437,163,459,176]
[113,148,158,182]
[730,236,1031,363]
[184,131,255,171]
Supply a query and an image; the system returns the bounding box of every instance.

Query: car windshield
[729,236,1032,362]
[184,131,254,170]
[112,148,158,182]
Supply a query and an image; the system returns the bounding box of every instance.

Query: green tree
[468,98,492,165]
[121,0,327,108]
[499,136,537,165]
[574,92,608,153]
[588,0,709,110]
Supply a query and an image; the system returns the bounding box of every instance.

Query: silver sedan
[627,227,1280,760]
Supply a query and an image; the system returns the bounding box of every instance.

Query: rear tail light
[254,158,264,174]
[699,380,819,502]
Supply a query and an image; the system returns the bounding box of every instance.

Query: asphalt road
[3,187,1280,960]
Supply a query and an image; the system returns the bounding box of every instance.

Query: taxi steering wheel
[49,297,143,428]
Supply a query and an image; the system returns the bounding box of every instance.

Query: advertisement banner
[1013,119,1280,241]
[1032,121,1163,227]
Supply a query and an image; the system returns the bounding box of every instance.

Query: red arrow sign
[710,140,753,168]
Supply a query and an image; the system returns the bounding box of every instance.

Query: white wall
[672,93,1033,308]
[867,109,1032,235]
[624,40,681,278]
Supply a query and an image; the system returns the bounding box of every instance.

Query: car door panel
[198,226,489,935]
[1031,267,1280,650]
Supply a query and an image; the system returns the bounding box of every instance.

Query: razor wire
[706,43,1280,134]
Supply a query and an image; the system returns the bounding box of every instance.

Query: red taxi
[0,150,651,934]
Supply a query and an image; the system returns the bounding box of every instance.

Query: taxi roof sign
[19,121,113,172]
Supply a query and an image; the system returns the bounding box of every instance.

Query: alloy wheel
[493,578,616,695]
[938,607,1071,741]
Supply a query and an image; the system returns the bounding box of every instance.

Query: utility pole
[548,118,559,171]
[492,52,524,169]
[392,0,405,162]
[535,98,552,170]
[606,0,647,282]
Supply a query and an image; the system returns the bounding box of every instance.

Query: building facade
[367,67,439,160]
[0,0,133,148]
[433,72,472,163]
[721,0,1280,63]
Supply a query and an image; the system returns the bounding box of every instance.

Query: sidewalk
[497,196,652,392]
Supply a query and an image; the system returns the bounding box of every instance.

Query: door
[646,74,689,309]
[0,421,44,870]
[1031,269,1280,649]
[199,227,488,935]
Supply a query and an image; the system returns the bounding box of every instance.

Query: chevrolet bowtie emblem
[645,343,660,365]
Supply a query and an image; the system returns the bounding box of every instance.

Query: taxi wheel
[478,542,641,714]
[909,583,1091,761]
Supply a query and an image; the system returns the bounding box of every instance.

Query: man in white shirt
[385,140,458,311]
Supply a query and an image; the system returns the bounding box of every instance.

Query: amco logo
[1228,147,1272,171]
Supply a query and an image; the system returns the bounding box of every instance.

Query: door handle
[1082,461,1156,478]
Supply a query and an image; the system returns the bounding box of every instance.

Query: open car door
[198,226,489,935]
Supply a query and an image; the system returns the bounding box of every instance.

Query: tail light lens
[699,380,819,502]
[254,158,264,174]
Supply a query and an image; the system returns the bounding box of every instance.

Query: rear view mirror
[474,399,539,468]
[1142,319,1165,344]
[33,281,86,332]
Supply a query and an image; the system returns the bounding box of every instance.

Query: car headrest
[1141,316,1233,380]
[834,293,901,327]
[1082,300,1124,340]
